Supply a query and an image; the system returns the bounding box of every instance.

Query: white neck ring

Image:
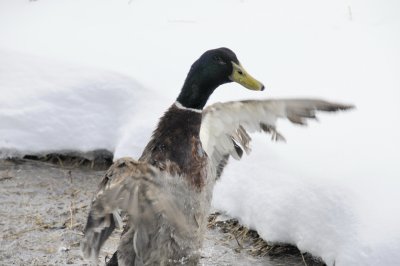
[174,101,203,113]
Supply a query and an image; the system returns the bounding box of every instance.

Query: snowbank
[0,50,162,158]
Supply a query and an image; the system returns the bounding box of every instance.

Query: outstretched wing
[200,98,354,175]
[81,157,188,261]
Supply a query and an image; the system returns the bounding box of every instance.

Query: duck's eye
[238,70,244,75]
[213,56,226,65]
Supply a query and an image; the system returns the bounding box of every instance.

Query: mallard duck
[81,48,353,266]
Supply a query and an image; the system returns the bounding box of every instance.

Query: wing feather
[200,98,354,172]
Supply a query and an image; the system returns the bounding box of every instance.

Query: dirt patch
[22,149,113,170]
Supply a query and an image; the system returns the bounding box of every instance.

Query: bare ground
[0,157,325,266]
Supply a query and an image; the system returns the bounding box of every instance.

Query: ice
[1,0,400,265]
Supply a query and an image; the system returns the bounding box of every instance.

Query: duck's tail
[81,158,190,264]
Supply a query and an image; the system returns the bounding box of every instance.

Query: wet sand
[0,159,324,265]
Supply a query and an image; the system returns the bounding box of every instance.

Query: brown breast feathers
[140,104,208,190]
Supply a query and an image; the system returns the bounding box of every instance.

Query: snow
[1,0,400,265]
[0,50,162,158]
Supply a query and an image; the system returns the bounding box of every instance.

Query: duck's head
[177,48,264,110]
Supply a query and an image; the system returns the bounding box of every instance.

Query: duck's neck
[176,78,219,110]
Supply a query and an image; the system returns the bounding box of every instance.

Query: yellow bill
[229,62,265,91]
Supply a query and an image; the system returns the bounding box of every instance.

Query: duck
[81,47,354,266]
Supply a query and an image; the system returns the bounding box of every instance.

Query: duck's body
[82,48,255,266]
[82,48,354,266]
[114,104,211,265]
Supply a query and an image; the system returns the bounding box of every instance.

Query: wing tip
[81,212,117,262]
[320,102,356,112]
[336,103,356,111]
